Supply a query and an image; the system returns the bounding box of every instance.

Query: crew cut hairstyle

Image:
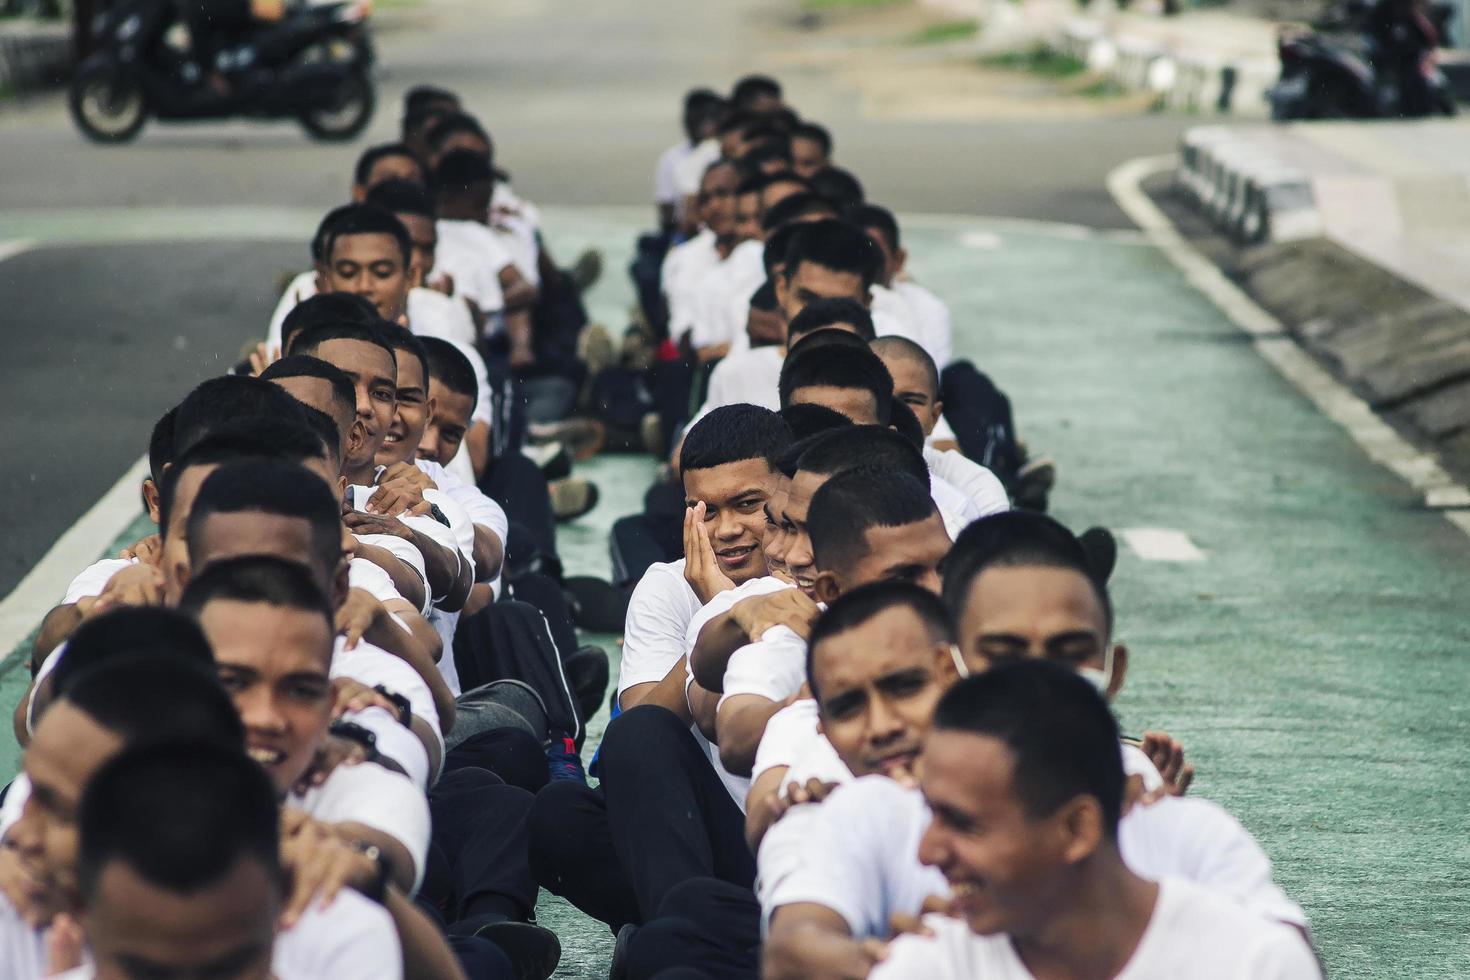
[172,375,310,459]
[366,177,437,219]
[732,74,782,106]
[933,660,1125,837]
[319,203,412,267]
[853,203,900,252]
[48,607,213,691]
[435,147,496,194]
[787,425,927,486]
[62,656,245,751]
[810,166,866,213]
[280,292,379,352]
[404,84,459,115]
[778,343,895,424]
[792,121,833,156]
[780,403,853,442]
[871,335,939,398]
[159,421,327,537]
[185,459,344,576]
[380,328,430,389]
[781,218,882,289]
[178,554,336,627]
[147,406,178,484]
[419,336,478,410]
[354,142,427,188]
[807,467,939,573]
[941,511,1113,636]
[424,111,490,152]
[888,398,925,449]
[289,320,397,366]
[761,191,839,233]
[78,741,282,901]
[680,404,793,476]
[805,579,954,699]
[787,297,875,342]
[259,355,356,418]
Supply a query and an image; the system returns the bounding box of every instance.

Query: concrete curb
[1175,125,1322,245]
[0,21,71,92]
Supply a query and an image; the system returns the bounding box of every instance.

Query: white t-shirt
[434,219,512,316]
[930,475,982,541]
[873,878,1321,980]
[689,239,765,353]
[655,140,694,206]
[717,625,809,710]
[353,533,429,614]
[47,889,402,980]
[751,698,850,788]
[894,280,954,370]
[662,230,724,343]
[347,484,468,607]
[923,446,1009,518]
[681,574,793,666]
[288,762,431,896]
[697,346,783,419]
[870,285,922,345]
[673,139,721,199]
[331,637,443,789]
[489,182,542,286]
[61,557,135,606]
[0,896,50,979]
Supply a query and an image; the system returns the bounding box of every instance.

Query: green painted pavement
[4,211,1468,976]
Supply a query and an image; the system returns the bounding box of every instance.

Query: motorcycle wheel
[68,61,148,144]
[298,67,375,142]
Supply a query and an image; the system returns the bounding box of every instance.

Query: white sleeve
[717,628,808,709]
[347,558,402,604]
[868,918,970,980]
[265,270,317,353]
[924,448,1009,518]
[305,765,431,896]
[617,563,699,697]
[61,558,136,605]
[654,144,683,204]
[279,890,403,980]
[341,704,431,791]
[446,338,495,427]
[353,533,430,615]
[329,642,442,745]
[752,699,820,781]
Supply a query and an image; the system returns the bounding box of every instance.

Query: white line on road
[1120,528,1206,562]
[0,456,147,661]
[1107,155,1470,542]
[0,239,35,264]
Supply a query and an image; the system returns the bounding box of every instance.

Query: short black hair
[404,84,459,115]
[763,222,802,278]
[366,177,436,220]
[806,580,954,699]
[780,402,853,442]
[280,293,380,352]
[186,460,343,578]
[807,467,939,573]
[791,425,927,485]
[680,404,792,476]
[295,404,343,463]
[778,343,894,424]
[78,741,281,901]
[425,111,490,153]
[259,355,356,421]
[178,554,335,627]
[762,191,840,233]
[787,297,875,342]
[853,203,900,252]
[147,406,178,484]
[732,74,782,107]
[933,661,1124,838]
[52,608,214,696]
[419,336,478,411]
[684,87,725,115]
[173,376,310,458]
[354,142,427,188]
[290,320,397,368]
[434,148,496,194]
[379,328,430,389]
[750,279,778,314]
[792,121,833,157]
[159,421,327,537]
[740,139,794,171]
[62,656,245,750]
[872,335,939,398]
[888,398,924,449]
[782,219,882,290]
[319,204,411,268]
[941,512,1113,636]
[810,166,866,213]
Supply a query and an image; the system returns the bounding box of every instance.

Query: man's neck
[1010,857,1158,980]
[344,457,378,487]
[439,204,484,223]
[715,233,737,259]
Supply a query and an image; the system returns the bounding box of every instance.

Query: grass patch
[980,42,1086,78]
[1076,76,1127,98]
[803,0,908,10]
[909,17,979,43]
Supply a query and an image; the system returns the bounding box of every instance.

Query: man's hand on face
[365,464,435,517]
[0,842,62,929]
[117,533,162,566]
[1139,729,1195,800]
[278,809,380,927]
[683,502,735,605]
[342,507,414,542]
[90,563,166,615]
[731,588,821,642]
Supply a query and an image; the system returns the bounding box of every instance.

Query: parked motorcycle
[69,0,376,143]
[1267,0,1457,120]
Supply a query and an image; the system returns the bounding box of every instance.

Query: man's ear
[350,184,367,204]
[141,479,161,526]
[934,643,960,685]
[346,419,367,462]
[813,571,843,606]
[332,560,351,610]
[774,270,790,317]
[312,265,327,293]
[1057,795,1106,866]
[1107,643,1129,699]
[895,247,909,278]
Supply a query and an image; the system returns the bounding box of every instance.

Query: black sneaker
[563,576,630,632]
[609,923,639,980]
[1078,526,1118,583]
[449,915,562,980]
[563,645,610,723]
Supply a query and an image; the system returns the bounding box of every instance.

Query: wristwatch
[351,841,391,904]
[328,719,381,763]
[373,685,413,727]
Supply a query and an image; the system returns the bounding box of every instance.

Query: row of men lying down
[0,364,1325,978]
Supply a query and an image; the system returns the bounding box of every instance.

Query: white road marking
[0,239,35,264]
[0,455,147,660]
[959,230,1003,249]
[1120,527,1206,562]
[1107,155,1470,542]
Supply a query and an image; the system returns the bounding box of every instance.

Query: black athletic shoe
[1078,526,1118,583]
[608,923,639,980]
[564,645,610,724]
[448,916,562,980]
[563,575,630,632]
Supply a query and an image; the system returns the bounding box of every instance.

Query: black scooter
[69,0,376,143]
[1267,0,1457,119]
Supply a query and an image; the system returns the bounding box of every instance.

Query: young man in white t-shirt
[526,405,793,934]
[855,203,953,371]
[59,741,404,980]
[433,150,536,343]
[870,662,1323,980]
[654,88,725,232]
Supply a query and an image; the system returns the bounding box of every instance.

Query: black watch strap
[373,685,413,727]
[352,841,390,904]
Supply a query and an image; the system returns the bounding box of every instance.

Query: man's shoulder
[1152,878,1320,973]
[277,888,403,978]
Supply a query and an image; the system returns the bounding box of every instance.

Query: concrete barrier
[0,21,71,92]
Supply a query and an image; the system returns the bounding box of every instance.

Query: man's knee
[526,781,603,883]
[599,704,689,779]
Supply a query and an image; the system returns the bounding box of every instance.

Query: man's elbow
[719,732,757,778]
